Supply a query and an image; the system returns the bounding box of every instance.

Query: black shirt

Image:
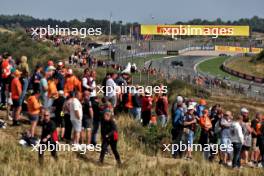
[41,120,56,140]
[52,96,65,118]
[83,97,92,119]
[101,119,117,139]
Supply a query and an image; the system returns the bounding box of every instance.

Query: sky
[1,0,264,24]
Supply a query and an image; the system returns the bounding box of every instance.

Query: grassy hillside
[0,30,74,67]
[226,56,264,78]
[1,94,264,176]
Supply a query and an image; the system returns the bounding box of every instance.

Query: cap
[58,61,63,66]
[14,70,22,76]
[48,65,56,71]
[187,105,195,110]
[48,60,54,66]
[68,69,73,75]
[241,108,249,113]
[199,99,207,106]
[176,96,183,104]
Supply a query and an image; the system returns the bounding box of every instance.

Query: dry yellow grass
[226,57,264,78]
[0,106,264,176]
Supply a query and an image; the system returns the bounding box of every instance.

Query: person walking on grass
[99,110,121,165]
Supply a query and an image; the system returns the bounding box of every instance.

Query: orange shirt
[11,77,22,100]
[199,115,212,131]
[27,95,41,115]
[125,93,133,109]
[48,80,58,98]
[64,75,82,96]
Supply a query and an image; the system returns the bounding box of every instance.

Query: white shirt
[70,98,83,121]
[106,78,117,97]
[82,77,96,97]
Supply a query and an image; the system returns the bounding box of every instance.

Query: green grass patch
[198,57,239,81]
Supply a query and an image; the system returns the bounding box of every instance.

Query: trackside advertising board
[141,25,250,38]
[215,45,263,53]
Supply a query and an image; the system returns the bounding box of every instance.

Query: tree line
[0,14,264,35]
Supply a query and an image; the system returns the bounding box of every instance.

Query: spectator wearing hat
[64,69,82,97]
[240,108,254,166]
[11,69,23,126]
[230,115,244,169]
[171,96,185,159]
[199,109,212,160]
[196,99,207,119]
[183,104,197,159]
[219,111,233,166]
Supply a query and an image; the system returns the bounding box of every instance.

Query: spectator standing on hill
[40,69,51,109]
[240,108,253,167]
[105,73,118,108]
[52,90,65,140]
[63,94,73,142]
[11,70,23,126]
[70,91,83,144]
[17,56,30,111]
[183,104,197,159]
[27,90,41,137]
[141,90,153,126]
[29,64,43,92]
[171,96,185,159]
[156,93,168,127]
[0,53,12,109]
[219,111,233,166]
[230,115,244,169]
[251,113,261,166]
[199,109,212,160]
[81,90,94,144]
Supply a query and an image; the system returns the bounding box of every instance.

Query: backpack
[1,59,11,79]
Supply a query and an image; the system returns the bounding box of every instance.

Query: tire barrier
[221,59,264,83]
